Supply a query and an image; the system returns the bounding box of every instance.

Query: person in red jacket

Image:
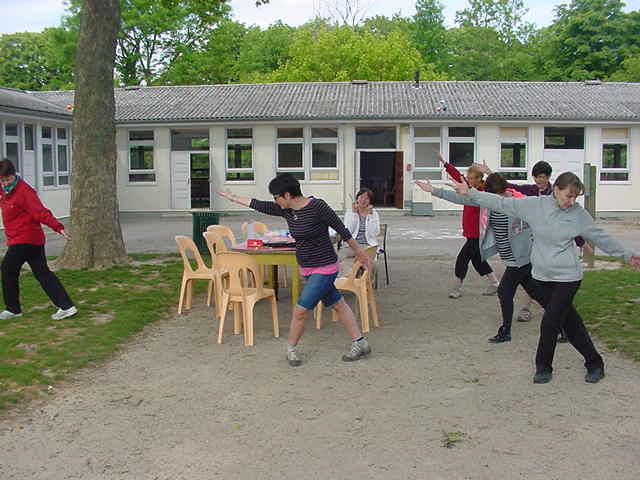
[0,159,77,321]
[437,154,500,298]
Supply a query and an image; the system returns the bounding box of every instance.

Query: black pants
[498,263,543,334]
[533,280,603,373]
[1,244,73,314]
[454,238,493,280]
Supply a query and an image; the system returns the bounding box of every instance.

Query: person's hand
[356,251,373,272]
[448,175,470,196]
[414,179,432,193]
[433,150,446,165]
[472,159,491,175]
[218,189,239,204]
[630,255,640,270]
[59,229,71,241]
[352,201,358,212]
[582,242,595,257]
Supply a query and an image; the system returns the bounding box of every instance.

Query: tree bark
[56,0,129,269]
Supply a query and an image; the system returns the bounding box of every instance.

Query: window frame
[600,137,630,184]
[274,126,340,183]
[2,119,21,176]
[128,129,156,184]
[225,127,255,183]
[446,126,476,171]
[412,126,443,182]
[498,136,529,182]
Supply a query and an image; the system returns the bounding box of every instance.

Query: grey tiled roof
[28,81,640,124]
[0,87,72,120]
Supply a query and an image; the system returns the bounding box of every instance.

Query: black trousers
[1,244,73,314]
[498,263,543,334]
[533,280,603,373]
[454,237,493,280]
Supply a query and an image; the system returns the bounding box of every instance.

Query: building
[2,80,639,218]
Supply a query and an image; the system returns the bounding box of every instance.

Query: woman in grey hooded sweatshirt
[448,172,640,384]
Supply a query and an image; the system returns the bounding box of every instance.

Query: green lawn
[0,254,208,410]
[575,262,640,362]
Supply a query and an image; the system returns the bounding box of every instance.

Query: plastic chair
[175,235,218,315]
[202,230,231,320]
[377,224,389,287]
[215,251,279,346]
[206,225,237,251]
[241,221,268,240]
[315,246,379,333]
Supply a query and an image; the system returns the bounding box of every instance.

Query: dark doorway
[190,153,210,208]
[359,151,403,208]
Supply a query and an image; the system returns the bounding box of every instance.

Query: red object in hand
[247,239,264,248]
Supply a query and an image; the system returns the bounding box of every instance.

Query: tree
[56,0,129,269]
[235,21,295,82]
[410,0,448,70]
[64,0,233,86]
[608,54,640,81]
[539,0,637,81]
[159,19,247,85]
[0,29,75,91]
[455,0,534,44]
[254,22,443,82]
[315,0,376,27]
[361,14,412,36]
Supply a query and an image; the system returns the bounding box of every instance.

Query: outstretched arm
[217,189,251,207]
[415,179,478,206]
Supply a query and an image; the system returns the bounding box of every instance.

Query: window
[35,123,71,188]
[57,145,69,185]
[276,126,339,181]
[42,144,55,186]
[57,128,67,140]
[413,126,442,181]
[3,120,20,174]
[226,128,253,181]
[544,127,584,149]
[447,126,475,168]
[128,130,155,183]
[600,128,629,182]
[5,143,19,171]
[171,129,209,151]
[5,123,18,136]
[355,126,396,149]
[41,126,52,139]
[24,124,34,150]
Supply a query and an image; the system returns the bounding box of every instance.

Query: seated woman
[344,188,380,249]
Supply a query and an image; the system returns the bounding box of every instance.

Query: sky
[1,0,639,34]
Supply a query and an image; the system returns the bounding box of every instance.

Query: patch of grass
[442,431,465,448]
[0,253,207,411]
[575,262,640,362]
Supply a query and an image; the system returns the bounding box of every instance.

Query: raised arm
[416,178,478,207]
[217,189,251,207]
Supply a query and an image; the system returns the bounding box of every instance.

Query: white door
[171,151,190,209]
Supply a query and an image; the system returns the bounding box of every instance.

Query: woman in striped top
[218,173,372,367]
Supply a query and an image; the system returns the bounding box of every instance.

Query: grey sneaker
[516,307,532,322]
[448,285,462,299]
[51,306,78,320]
[482,283,499,296]
[0,310,22,320]
[287,349,302,367]
[342,339,371,362]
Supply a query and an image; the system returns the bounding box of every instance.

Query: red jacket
[0,179,64,246]
[444,162,483,238]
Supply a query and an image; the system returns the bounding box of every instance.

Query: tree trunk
[56,0,129,269]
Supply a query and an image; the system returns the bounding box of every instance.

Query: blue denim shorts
[297,272,342,310]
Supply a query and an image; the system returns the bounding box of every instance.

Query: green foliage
[253,23,444,83]
[235,21,296,83]
[0,29,75,91]
[608,54,640,82]
[455,0,534,44]
[410,0,448,69]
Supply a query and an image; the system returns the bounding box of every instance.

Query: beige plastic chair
[315,246,379,333]
[206,225,237,251]
[202,230,232,320]
[175,235,218,315]
[241,221,268,240]
[215,251,279,346]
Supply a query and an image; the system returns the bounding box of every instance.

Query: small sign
[247,239,264,248]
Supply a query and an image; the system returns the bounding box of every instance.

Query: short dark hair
[554,172,584,195]
[532,161,552,177]
[0,158,16,177]
[356,187,374,203]
[484,173,508,194]
[268,173,302,198]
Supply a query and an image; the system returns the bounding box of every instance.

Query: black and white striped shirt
[250,197,352,268]
[489,211,516,265]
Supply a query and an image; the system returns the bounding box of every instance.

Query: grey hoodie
[432,187,532,267]
[468,189,634,282]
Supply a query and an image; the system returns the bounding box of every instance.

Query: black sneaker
[488,331,511,343]
[533,370,553,384]
[585,366,605,383]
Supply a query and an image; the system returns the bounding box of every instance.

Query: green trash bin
[191,211,220,253]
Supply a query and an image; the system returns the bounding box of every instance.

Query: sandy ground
[1,242,640,479]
